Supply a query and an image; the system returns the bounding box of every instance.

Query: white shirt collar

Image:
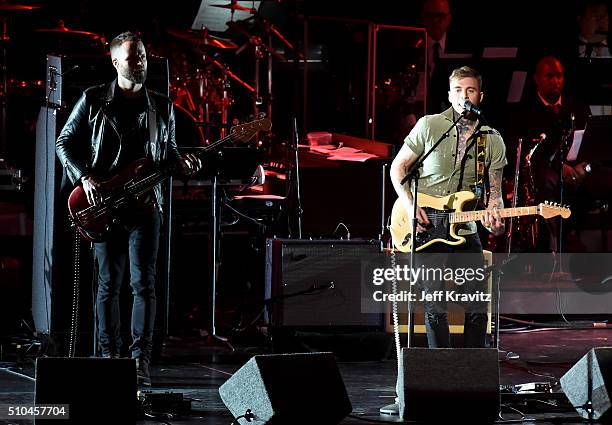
[537,91,562,108]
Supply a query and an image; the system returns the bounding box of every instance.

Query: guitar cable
[385,213,402,381]
[68,228,82,358]
[389,246,402,378]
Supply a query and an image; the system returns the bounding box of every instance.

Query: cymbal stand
[229,20,285,120]
[252,38,264,118]
[0,15,9,163]
[220,63,230,138]
[198,66,212,143]
[267,32,272,122]
[208,172,234,351]
[204,55,255,138]
[259,17,301,128]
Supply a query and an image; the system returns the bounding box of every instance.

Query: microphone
[461,99,482,116]
[532,133,546,143]
[60,64,80,76]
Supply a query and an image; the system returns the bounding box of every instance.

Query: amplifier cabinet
[264,238,384,329]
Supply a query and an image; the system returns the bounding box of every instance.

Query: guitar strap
[456,122,486,203]
[148,102,158,158]
[147,97,164,213]
[475,133,486,203]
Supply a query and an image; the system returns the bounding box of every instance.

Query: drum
[174,103,206,147]
[171,67,224,120]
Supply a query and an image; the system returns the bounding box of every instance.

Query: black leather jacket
[56,79,181,208]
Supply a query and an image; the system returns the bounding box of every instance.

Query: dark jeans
[94,207,160,361]
[393,232,489,401]
[417,233,488,348]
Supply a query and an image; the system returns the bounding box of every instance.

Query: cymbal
[211,2,256,13]
[0,0,41,11]
[167,28,238,49]
[34,20,105,41]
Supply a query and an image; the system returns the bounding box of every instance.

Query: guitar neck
[119,118,269,199]
[127,130,246,195]
[450,206,539,223]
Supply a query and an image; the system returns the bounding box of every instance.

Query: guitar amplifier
[264,238,384,329]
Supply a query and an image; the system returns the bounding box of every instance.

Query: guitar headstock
[538,201,571,219]
[230,118,272,142]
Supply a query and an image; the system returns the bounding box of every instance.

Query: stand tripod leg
[208,175,234,351]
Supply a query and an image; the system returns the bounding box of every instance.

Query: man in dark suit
[509,56,592,251]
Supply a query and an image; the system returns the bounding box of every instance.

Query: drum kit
[164,3,298,145]
[0,1,107,173]
[0,0,300,171]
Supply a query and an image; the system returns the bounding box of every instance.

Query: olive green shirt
[403,107,507,234]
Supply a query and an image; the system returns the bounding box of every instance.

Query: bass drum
[173,103,206,147]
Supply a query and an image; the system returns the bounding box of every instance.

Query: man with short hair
[381,65,507,415]
[56,31,201,386]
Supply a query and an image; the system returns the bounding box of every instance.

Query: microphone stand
[287,116,303,238]
[555,114,574,275]
[400,110,466,347]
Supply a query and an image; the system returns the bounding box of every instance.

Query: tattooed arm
[481,168,505,236]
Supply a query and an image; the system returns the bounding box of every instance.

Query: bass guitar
[68,118,271,242]
[389,190,571,252]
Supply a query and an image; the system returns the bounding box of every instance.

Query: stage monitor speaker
[219,352,352,425]
[561,347,612,421]
[264,238,383,328]
[34,357,137,424]
[398,348,499,423]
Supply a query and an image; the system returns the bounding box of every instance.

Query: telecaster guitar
[390,191,571,252]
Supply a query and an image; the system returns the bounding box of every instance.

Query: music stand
[198,146,262,181]
[180,147,262,348]
[575,115,612,163]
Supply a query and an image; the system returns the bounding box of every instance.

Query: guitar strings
[407,207,538,222]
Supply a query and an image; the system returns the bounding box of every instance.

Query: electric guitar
[389,191,571,252]
[68,118,271,242]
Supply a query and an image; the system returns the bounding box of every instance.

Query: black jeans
[417,233,488,348]
[94,207,160,360]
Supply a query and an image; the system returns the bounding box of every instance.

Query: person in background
[422,0,454,113]
[507,56,594,251]
[577,0,611,58]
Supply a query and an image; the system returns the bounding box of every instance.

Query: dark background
[0,0,610,348]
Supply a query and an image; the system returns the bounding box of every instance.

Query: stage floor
[1,327,609,424]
